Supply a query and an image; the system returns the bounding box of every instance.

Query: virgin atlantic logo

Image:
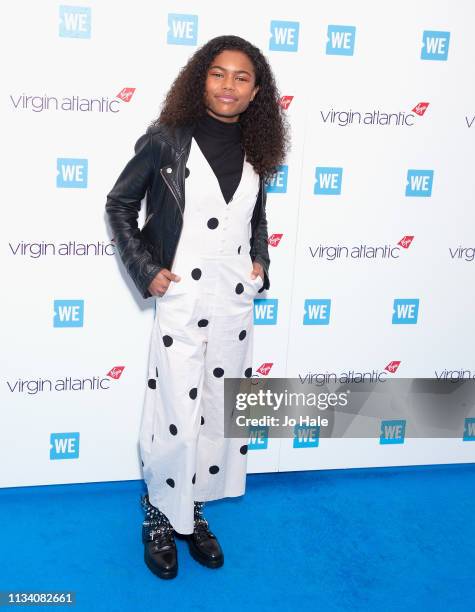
[256,363,274,376]
[385,361,401,374]
[279,96,293,110]
[116,88,136,102]
[107,366,125,380]
[397,236,414,249]
[412,102,429,116]
[9,87,136,113]
[268,233,283,247]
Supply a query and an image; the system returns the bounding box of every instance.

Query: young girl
[105,34,289,579]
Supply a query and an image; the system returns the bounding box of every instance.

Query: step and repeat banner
[2,0,474,488]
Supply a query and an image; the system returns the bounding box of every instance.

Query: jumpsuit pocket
[251,274,264,294]
[246,255,264,294]
[159,279,185,299]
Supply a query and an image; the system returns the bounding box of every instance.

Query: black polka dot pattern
[235,283,244,294]
[169,424,178,436]
[166,478,175,488]
[240,445,248,455]
[152,434,154,442]
[185,167,190,178]
[237,245,241,254]
[192,473,196,484]
[141,460,144,467]
[189,388,198,400]
[207,217,219,229]
[191,268,202,280]
[213,367,224,378]
[209,465,220,474]
[148,378,156,389]
[244,367,252,378]
[239,330,246,341]
[201,416,205,425]
[198,319,208,327]
[163,335,173,347]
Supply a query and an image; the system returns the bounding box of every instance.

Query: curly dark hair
[149,34,290,181]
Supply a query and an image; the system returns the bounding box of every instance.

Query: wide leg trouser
[139,253,262,534]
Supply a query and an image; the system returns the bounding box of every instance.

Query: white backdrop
[2,0,474,488]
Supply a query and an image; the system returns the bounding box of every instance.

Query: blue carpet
[1,464,474,611]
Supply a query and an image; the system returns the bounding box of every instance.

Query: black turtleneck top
[192,113,245,204]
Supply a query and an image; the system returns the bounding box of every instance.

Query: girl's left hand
[250,261,264,282]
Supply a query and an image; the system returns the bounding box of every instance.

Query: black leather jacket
[105,122,271,299]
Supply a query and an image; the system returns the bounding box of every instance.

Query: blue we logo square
[248,426,268,450]
[380,420,406,444]
[57,158,88,188]
[265,166,288,193]
[254,298,278,325]
[463,418,475,441]
[303,299,331,325]
[59,5,91,38]
[314,167,343,195]
[405,169,433,197]
[293,425,319,448]
[54,299,84,327]
[269,20,299,52]
[326,25,356,56]
[392,298,419,325]
[167,13,198,45]
[421,30,450,61]
[50,432,80,459]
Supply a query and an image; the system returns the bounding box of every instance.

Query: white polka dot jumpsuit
[138,136,263,534]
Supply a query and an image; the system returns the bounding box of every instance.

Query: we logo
[167,13,198,45]
[314,167,343,195]
[421,30,450,61]
[53,300,84,328]
[392,299,419,325]
[266,166,288,193]
[254,299,278,325]
[326,25,356,56]
[293,425,319,448]
[303,299,331,325]
[248,426,268,450]
[50,432,80,459]
[59,5,91,39]
[269,20,299,52]
[57,158,88,188]
[380,420,406,444]
[405,170,433,197]
[463,418,475,441]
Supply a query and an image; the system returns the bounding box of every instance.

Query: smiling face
[203,49,260,123]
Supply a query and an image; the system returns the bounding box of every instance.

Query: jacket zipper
[160,167,184,219]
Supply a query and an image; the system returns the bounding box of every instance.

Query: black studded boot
[141,494,178,579]
[184,501,224,569]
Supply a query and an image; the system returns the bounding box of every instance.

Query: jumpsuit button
[166,167,172,173]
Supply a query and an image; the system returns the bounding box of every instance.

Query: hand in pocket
[148,269,181,297]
